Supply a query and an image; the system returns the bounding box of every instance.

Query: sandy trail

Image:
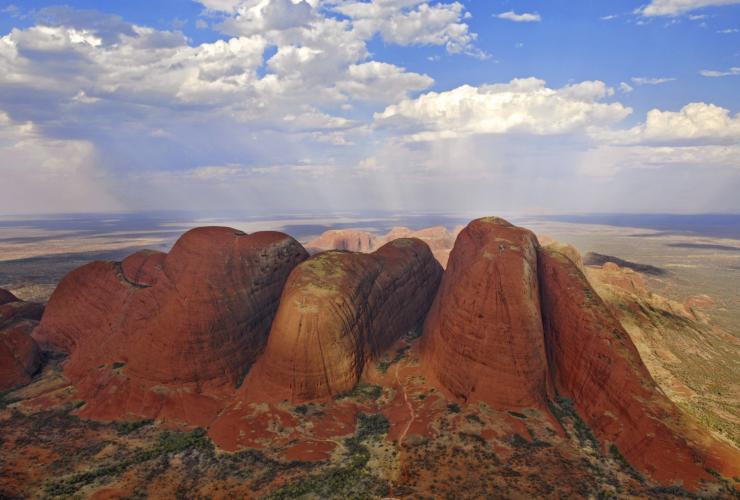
[395,360,416,446]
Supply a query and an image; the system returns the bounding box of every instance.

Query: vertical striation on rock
[421,217,552,408]
[33,227,308,422]
[244,238,443,403]
[538,247,740,489]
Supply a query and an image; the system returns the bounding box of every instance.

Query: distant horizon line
[2,209,740,220]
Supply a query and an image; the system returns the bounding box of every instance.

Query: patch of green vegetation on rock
[44,428,214,497]
[114,419,153,435]
[355,412,389,440]
[335,383,383,401]
[264,412,390,500]
[547,396,599,449]
[390,238,414,247]
[376,345,410,373]
[0,390,21,409]
[608,443,644,483]
[403,325,423,342]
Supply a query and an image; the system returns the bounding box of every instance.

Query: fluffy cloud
[700,67,740,77]
[374,78,631,140]
[2,4,738,214]
[211,0,486,58]
[0,8,433,137]
[329,0,484,56]
[338,62,433,102]
[638,0,740,16]
[217,0,314,36]
[600,102,740,145]
[496,11,542,23]
[0,112,122,213]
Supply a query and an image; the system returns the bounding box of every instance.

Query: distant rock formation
[244,238,442,403]
[583,251,665,276]
[306,225,462,267]
[33,227,308,422]
[421,217,552,408]
[306,229,376,253]
[0,288,44,330]
[0,288,43,391]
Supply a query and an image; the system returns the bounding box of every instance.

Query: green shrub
[335,383,383,401]
[115,419,153,435]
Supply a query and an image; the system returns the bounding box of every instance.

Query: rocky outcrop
[306,229,376,253]
[306,225,461,267]
[0,289,44,330]
[0,320,42,391]
[421,217,552,408]
[539,237,584,272]
[244,238,443,403]
[121,249,166,286]
[0,288,18,305]
[0,288,43,391]
[33,227,308,422]
[539,247,740,489]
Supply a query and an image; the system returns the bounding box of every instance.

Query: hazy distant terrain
[2,212,738,337]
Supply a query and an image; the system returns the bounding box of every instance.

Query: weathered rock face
[538,247,740,489]
[0,289,44,330]
[0,288,43,391]
[0,320,42,391]
[539,238,584,272]
[31,261,133,353]
[421,217,552,408]
[244,238,442,403]
[33,227,308,422]
[121,249,166,286]
[377,226,459,268]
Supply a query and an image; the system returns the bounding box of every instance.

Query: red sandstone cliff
[244,238,442,403]
[421,217,552,408]
[539,248,740,489]
[0,289,43,391]
[33,227,308,422]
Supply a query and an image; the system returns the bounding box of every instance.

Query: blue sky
[1,0,739,214]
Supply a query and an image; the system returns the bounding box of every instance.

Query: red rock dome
[538,247,740,489]
[421,217,552,408]
[33,227,308,422]
[244,238,443,403]
[0,320,42,391]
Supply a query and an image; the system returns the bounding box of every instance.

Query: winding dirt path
[395,361,416,446]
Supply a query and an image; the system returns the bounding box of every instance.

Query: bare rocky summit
[245,238,442,403]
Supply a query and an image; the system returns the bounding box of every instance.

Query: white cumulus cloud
[374,78,631,140]
[638,0,740,16]
[496,11,541,22]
